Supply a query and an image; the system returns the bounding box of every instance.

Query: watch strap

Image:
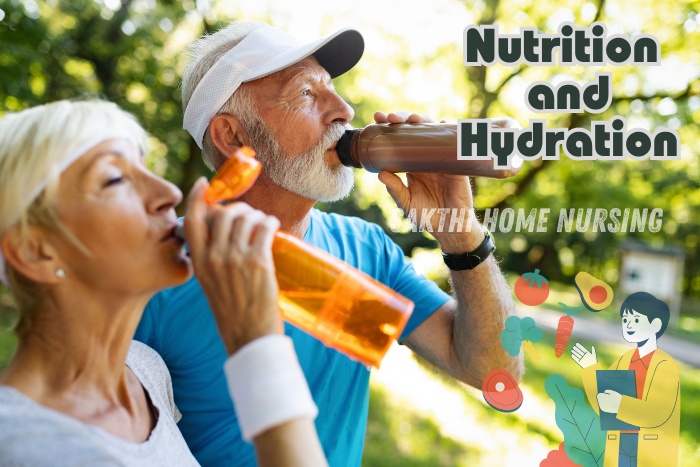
[442,227,495,271]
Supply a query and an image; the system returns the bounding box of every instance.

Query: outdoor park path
[523,306,700,369]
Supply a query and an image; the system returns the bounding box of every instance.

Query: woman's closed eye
[104,176,124,188]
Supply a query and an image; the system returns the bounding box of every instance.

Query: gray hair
[182,21,264,170]
[0,99,148,336]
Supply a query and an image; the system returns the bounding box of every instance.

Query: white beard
[247,119,354,202]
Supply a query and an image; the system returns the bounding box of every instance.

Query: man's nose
[323,90,354,126]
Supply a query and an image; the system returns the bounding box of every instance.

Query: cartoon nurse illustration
[571,292,681,467]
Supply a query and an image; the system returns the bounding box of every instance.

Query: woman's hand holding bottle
[184,177,282,356]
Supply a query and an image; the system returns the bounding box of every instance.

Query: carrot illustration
[555,302,581,358]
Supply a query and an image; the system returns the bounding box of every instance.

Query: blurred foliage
[0,293,17,371]
[0,0,699,300]
[363,384,479,466]
[0,0,211,194]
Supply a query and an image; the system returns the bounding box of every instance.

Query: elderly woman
[0,100,326,466]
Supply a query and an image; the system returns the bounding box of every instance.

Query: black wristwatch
[442,227,495,271]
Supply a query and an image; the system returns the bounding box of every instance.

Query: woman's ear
[1,227,63,284]
[209,114,251,157]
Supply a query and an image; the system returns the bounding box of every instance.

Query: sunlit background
[1,0,699,465]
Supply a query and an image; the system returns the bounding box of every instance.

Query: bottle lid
[205,146,262,203]
[336,129,360,168]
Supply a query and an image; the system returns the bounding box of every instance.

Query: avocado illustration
[574,271,614,312]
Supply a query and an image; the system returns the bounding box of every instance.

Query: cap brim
[245,28,364,82]
[313,29,364,78]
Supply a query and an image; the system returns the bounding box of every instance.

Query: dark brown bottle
[336,123,522,178]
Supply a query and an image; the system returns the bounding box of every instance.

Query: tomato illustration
[514,269,550,306]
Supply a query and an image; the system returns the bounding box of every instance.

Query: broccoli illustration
[500,315,543,363]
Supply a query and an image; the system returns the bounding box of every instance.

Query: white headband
[183,24,364,148]
[0,134,137,286]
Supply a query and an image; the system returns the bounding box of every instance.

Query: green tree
[0,0,211,197]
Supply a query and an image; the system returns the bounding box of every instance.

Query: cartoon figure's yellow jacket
[572,292,681,467]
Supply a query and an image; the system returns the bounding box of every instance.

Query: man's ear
[209,114,251,157]
[650,317,663,334]
[1,228,63,284]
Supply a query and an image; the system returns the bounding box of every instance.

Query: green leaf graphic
[545,374,606,467]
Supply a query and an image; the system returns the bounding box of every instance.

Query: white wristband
[223,335,318,441]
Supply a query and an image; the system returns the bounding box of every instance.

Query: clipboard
[596,370,638,431]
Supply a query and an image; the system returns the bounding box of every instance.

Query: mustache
[311,122,349,154]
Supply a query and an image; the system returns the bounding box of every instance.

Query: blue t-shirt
[134,209,451,466]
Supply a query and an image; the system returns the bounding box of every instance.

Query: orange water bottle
[187,147,414,367]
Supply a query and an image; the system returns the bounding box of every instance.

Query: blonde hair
[0,99,148,336]
[181,21,263,170]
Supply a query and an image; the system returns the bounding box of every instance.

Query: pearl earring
[55,268,65,279]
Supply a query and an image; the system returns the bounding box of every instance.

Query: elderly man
[135,21,522,466]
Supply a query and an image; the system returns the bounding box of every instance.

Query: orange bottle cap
[205,146,262,203]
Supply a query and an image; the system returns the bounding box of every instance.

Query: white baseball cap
[183,24,364,148]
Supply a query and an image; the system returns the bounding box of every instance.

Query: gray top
[0,341,199,466]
